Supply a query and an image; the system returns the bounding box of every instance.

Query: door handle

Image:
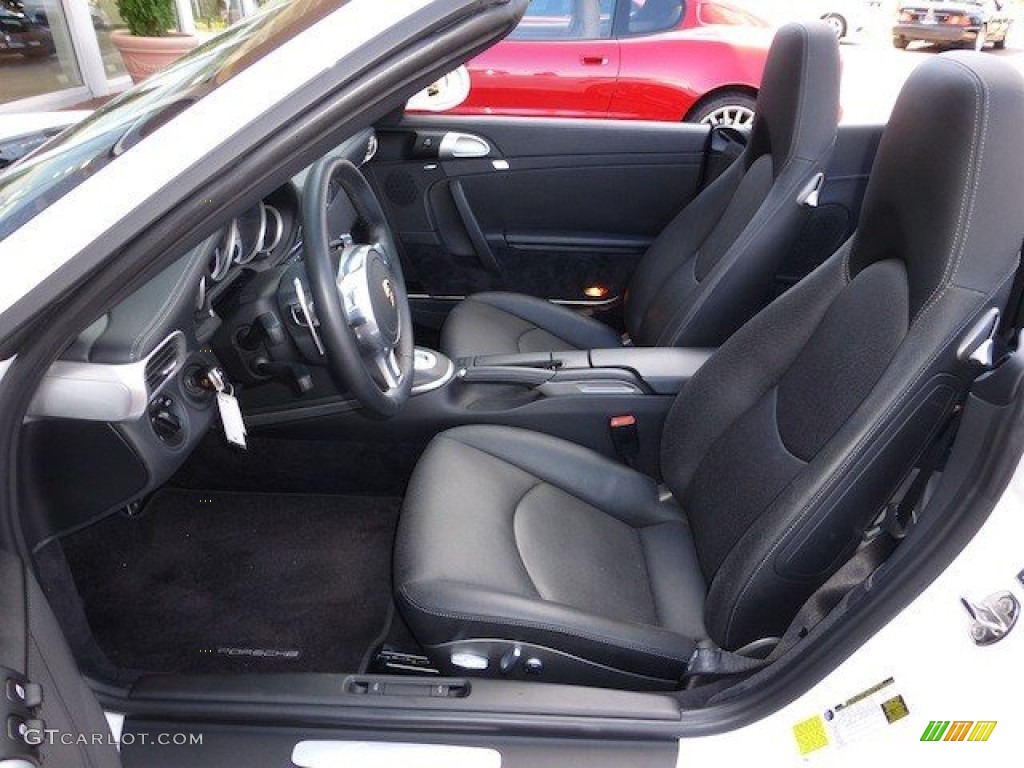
[580,55,608,66]
[439,132,491,159]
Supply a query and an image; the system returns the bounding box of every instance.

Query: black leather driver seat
[395,53,1024,689]
[440,22,841,359]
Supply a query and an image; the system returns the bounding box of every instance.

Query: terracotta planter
[110,29,199,84]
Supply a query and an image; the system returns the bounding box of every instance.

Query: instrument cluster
[207,201,288,283]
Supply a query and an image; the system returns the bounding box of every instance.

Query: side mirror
[406,66,471,113]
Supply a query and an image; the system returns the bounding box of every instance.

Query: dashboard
[20,129,378,548]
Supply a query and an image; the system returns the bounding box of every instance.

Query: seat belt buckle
[609,414,641,468]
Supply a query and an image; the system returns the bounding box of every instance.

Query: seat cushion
[441,292,623,359]
[395,426,707,684]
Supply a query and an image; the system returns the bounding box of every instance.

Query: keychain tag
[217,391,247,449]
[207,367,247,449]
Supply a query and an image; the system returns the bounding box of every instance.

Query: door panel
[369,117,883,334]
[368,115,709,329]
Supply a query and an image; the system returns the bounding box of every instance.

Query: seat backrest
[661,53,1024,650]
[625,22,840,348]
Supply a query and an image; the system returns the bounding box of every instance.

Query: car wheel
[974,24,988,51]
[689,92,757,129]
[822,13,847,39]
[993,32,1007,50]
[893,36,909,49]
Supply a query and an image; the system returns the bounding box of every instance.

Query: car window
[627,0,684,35]
[698,1,768,27]
[509,0,615,40]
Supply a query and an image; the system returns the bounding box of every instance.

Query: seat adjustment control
[499,645,522,675]
[524,657,543,675]
[450,651,488,671]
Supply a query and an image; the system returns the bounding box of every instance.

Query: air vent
[144,333,184,393]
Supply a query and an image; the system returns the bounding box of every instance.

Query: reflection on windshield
[0,0,346,243]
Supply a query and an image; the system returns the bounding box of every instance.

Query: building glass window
[0,0,84,104]
[93,0,128,79]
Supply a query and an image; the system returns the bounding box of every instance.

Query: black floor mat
[60,489,401,675]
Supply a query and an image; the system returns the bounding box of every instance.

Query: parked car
[893,0,1012,50]
[813,0,877,38]
[9,0,111,29]
[742,0,880,39]
[0,6,53,57]
[443,0,774,125]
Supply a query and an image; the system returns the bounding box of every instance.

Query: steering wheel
[302,157,413,417]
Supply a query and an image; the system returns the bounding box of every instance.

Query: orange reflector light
[583,285,609,299]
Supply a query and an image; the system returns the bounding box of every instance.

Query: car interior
[8,9,1024,766]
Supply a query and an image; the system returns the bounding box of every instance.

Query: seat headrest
[748,22,840,170]
[848,53,1024,320]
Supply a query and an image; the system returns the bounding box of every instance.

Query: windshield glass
[0,0,347,243]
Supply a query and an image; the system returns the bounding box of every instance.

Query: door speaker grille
[384,170,419,207]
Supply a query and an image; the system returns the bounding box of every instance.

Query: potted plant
[111,0,199,83]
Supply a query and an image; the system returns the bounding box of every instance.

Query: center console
[451,347,715,397]
[251,344,715,477]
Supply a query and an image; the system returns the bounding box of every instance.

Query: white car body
[0,0,1020,764]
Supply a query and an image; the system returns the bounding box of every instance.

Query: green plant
[116,0,177,37]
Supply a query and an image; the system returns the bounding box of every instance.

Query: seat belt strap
[687,395,976,680]
[0,554,44,767]
[699,126,747,190]
[883,404,963,539]
[688,312,1014,683]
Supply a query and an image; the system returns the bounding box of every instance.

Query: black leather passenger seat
[395,52,1024,688]
[441,22,842,358]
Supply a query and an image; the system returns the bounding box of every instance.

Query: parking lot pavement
[840,37,1024,123]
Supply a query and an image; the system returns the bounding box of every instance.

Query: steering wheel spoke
[302,157,413,417]
[372,346,402,391]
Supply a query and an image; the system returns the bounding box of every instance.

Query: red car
[446,0,774,125]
